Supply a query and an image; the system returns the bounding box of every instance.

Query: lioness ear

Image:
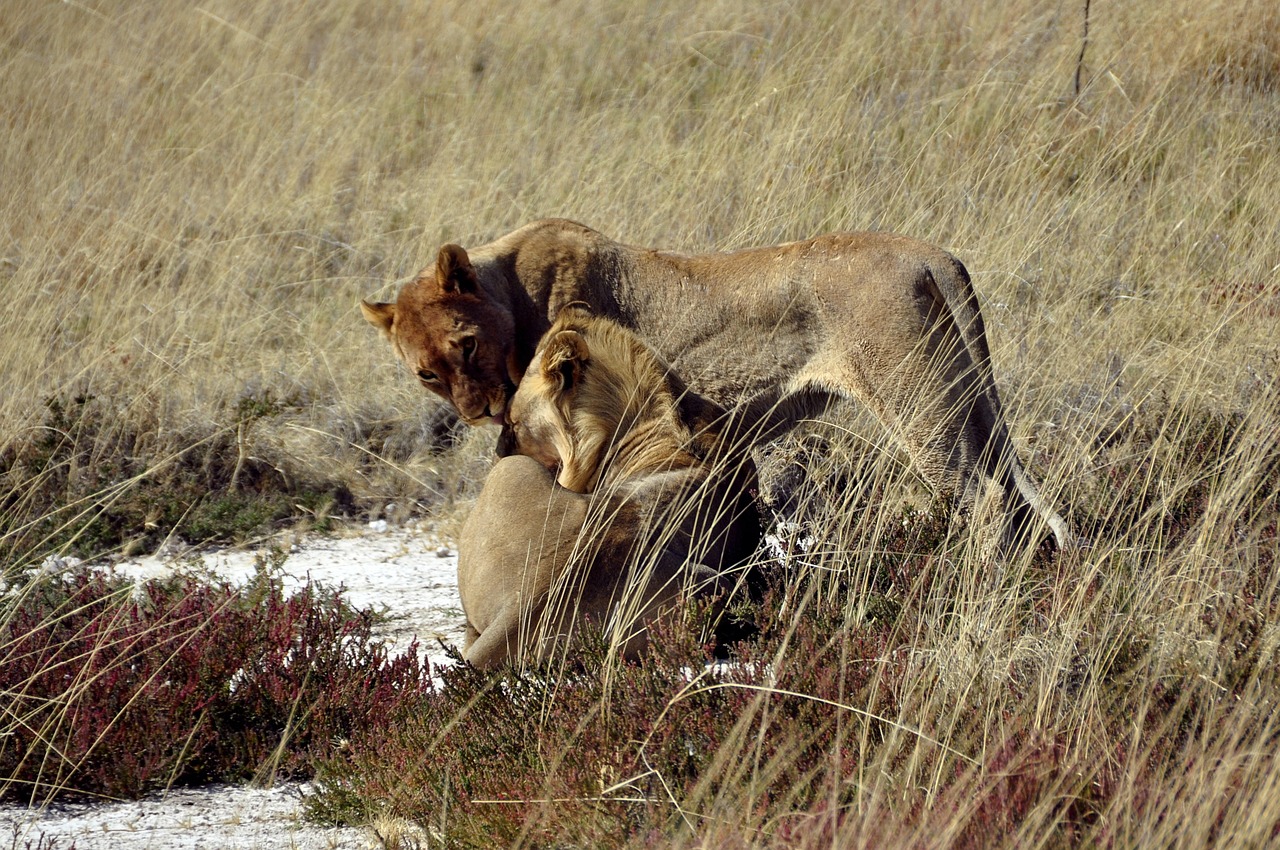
[541,330,589,394]
[435,244,478,294]
[360,300,397,337]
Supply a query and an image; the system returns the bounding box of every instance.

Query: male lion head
[504,308,677,494]
[502,324,590,487]
[361,245,520,425]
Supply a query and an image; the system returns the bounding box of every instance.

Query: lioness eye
[460,336,476,360]
[417,369,438,383]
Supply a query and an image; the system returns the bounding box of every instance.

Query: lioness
[364,218,1071,550]
[458,309,761,669]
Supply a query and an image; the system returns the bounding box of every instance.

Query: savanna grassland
[2,0,1279,847]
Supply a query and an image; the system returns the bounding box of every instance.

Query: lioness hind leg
[885,357,1062,552]
[805,299,1064,553]
[880,348,1068,553]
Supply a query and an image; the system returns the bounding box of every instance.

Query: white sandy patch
[112,521,468,666]
[2,783,367,850]
[2,522,468,850]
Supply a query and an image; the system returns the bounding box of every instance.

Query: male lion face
[362,245,520,426]
[502,327,591,487]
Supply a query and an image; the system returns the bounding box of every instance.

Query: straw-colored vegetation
[2,0,1278,846]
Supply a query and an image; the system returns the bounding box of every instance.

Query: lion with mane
[457,308,761,669]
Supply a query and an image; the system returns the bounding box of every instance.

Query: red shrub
[310,588,911,848]
[0,556,432,803]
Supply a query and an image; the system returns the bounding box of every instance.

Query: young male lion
[457,309,761,669]
[364,219,1072,551]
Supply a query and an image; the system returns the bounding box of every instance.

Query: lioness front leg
[463,609,525,670]
[462,619,481,652]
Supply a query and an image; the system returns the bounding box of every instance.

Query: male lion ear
[541,330,589,393]
[360,300,397,337]
[435,244,479,295]
[553,301,594,322]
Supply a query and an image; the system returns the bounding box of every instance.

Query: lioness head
[505,308,679,494]
[361,245,520,425]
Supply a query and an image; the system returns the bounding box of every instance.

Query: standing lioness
[364,218,1070,550]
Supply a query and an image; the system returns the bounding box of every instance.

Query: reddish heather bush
[0,555,432,803]
[308,586,915,848]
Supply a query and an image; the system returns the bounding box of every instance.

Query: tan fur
[458,311,761,669]
[366,219,1072,550]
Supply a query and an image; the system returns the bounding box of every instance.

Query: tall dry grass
[2,0,1279,845]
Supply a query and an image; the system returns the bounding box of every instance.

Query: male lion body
[458,311,761,669]
[365,218,1070,550]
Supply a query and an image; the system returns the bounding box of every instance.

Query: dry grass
[2,0,1279,845]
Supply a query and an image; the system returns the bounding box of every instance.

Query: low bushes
[0,554,432,803]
